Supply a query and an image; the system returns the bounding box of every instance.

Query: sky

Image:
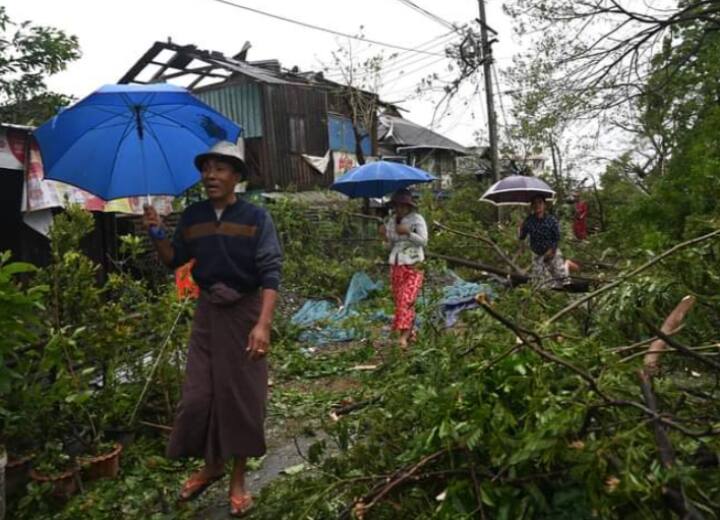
[4,0,521,148]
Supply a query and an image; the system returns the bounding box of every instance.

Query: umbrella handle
[148,225,167,240]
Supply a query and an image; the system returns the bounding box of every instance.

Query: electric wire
[393,0,457,31]
[323,31,457,80]
[210,0,445,56]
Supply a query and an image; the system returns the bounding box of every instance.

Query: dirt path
[191,427,319,519]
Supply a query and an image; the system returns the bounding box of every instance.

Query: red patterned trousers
[391,264,424,332]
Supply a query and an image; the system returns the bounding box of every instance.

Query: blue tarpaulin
[291,272,385,344]
[440,272,496,327]
[291,271,496,345]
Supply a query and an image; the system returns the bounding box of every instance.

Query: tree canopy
[0,6,80,125]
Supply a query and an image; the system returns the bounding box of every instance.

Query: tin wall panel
[195,83,264,138]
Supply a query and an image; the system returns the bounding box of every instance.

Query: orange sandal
[229,492,254,517]
[178,472,224,502]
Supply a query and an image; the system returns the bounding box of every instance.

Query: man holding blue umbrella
[143,140,282,517]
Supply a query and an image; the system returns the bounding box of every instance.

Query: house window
[289,115,306,153]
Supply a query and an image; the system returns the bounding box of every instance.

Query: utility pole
[478,0,500,184]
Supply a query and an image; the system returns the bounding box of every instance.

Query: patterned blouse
[519,214,560,256]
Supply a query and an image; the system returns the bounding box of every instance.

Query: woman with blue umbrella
[380,188,428,349]
[331,161,434,348]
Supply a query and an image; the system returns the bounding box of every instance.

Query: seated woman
[381,189,428,348]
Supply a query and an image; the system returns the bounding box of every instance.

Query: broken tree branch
[546,229,720,326]
[644,296,696,374]
[637,296,706,519]
[433,220,526,274]
[645,321,720,372]
[610,325,685,353]
[428,251,526,282]
[478,301,720,438]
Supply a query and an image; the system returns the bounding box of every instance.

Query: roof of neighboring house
[378,114,469,156]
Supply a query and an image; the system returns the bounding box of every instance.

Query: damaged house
[120,40,378,191]
[378,111,469,189]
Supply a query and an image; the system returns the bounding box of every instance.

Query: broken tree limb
[610,325,685,353]
[427,251,527,282]
[347,450,447,519]
[643,296,695,374]
[638,370,676,468]
[637,371,703,519]
[638,300,706,520]
[546,229,720,326]
[619,343,720,364]
[433,220,526,274]
[428,252,597,290]
[478,302,719,438]
[645,321,720,373]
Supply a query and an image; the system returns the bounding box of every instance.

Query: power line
[327,46,450,84]
[323,31,456,78]
[210,0,445,57]
[382,56,449,91]
[393,0,457,31]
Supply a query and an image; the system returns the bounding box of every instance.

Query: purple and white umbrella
[480,175,556,206]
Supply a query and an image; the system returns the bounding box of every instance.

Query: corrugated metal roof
[378,114,469,155]
[195,83,264,138]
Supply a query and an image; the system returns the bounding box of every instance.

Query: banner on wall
[0,126,27,171]
[332,151,378,180]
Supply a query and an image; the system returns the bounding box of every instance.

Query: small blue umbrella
[330,161,437,198]
[34,83,242,200]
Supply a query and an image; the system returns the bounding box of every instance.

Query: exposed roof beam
[118,42,166,84]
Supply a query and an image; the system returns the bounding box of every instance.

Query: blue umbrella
[34,83,242,200]
[330,161,437,198]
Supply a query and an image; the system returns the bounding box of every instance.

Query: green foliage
[251,280,720,518]
[31,441,74,476]
[0,6,80,125]
[267,198,383,297]
[0,251,45,397]
[14,438,195,520]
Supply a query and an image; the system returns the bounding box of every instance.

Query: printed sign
[0,127,27,171]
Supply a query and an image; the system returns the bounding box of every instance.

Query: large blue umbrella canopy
[480,175,556,206]
[34,83,242,200]
[330,161,437,198]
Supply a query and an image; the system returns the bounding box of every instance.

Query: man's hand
[143,204,163,232]
[247,321,271,360]
[395,223,410,235]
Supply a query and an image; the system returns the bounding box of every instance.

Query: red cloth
[175,260,200,299]
[573,200,589,240]
[390,265,424,331]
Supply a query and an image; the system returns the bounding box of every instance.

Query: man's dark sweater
[171,198,282,292]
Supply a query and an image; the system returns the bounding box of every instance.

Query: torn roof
[378,114,469,156]
[118,40,388,105]
[119,40,307,88]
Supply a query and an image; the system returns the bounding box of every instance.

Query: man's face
[201,157,238,201]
